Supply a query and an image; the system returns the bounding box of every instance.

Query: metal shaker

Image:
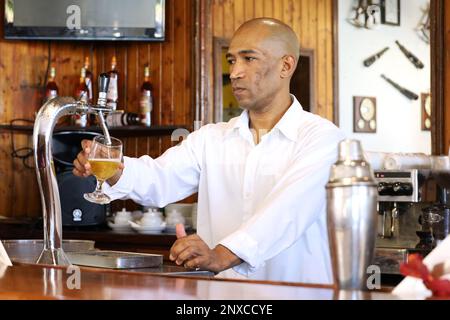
[326,140,378,291]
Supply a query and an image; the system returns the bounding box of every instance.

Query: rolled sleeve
[219,230,262,277]
[102,156,136,201]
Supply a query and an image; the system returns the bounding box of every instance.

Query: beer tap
[33,74,113,266]
[94,73,112,145]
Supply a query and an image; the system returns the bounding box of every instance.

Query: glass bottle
[139,66,153,127]
[74,67,89,127]
[106,112,141,127]
[106,56,119,110]
[84,56,93,102]
[44,67,58,103]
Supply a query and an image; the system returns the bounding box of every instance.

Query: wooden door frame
[194,0,213,128]
[431,0,445,155]
[213,37,230,123]
[332,0,340,126]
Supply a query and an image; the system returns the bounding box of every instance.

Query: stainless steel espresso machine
[373,167,450,275]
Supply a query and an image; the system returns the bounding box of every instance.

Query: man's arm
[100,127,207,208]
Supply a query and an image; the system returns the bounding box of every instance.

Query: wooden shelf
[0,124,188,138]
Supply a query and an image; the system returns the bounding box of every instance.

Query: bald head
[234,18,300,61]
[226,18,300,112]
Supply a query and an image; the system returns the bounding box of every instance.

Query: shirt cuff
[102,156,135,201]
[219,230,263,277]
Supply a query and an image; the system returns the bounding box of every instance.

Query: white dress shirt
[103,96,346,284]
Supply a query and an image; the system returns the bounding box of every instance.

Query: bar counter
[0,220,400,300]
[0,263,397,300]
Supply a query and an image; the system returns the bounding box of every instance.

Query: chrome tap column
[33,74,111,266]
[326,140,378,291]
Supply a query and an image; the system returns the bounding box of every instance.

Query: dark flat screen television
[4,0,165,41]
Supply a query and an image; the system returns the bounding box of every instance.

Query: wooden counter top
[0,264,395,300]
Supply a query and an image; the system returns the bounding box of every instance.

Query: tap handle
[97,73,110,107]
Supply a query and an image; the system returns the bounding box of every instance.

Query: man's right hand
[72,139,125,186]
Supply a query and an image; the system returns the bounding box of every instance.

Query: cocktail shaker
[326,140,378,291]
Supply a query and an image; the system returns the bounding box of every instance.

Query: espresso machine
[373,166,450,275]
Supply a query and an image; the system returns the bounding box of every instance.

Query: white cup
[166,210,186,227]
[114,208,132,225]
[165,203,192,227]
[140,210,164,227]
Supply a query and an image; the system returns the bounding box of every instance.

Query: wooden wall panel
[211,0,335,120]
[0,0,195,218]
[445,0,450,153]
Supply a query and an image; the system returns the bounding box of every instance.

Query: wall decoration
[348,0,381,30]
[354,96,377,133]
[421,93,431,131]
[381,0,401,26]
[395,40,425,69]
[381,74,419,100]
[416,4,430,44]
[363,47,390,67]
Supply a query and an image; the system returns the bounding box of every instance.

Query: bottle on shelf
[83,56,93,102]
[106,56,119,110]
[106,111,141,127]
[139,65,153,127]
[44,67,58,103]
[74,67,89,127]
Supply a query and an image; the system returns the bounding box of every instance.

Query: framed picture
[381,0,401,26]
[421,93,431,131]
[354,96,377,133]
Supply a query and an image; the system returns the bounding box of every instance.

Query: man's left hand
[169,224,242,274]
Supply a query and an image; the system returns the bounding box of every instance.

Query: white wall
[338,0,431,154]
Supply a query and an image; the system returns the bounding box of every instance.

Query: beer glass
[83,135,122,205]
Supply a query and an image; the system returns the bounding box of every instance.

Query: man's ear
[280,55,297,79]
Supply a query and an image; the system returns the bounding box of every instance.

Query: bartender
[73,18,345,284]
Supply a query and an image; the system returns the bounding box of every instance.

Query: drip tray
[66,250,163,269]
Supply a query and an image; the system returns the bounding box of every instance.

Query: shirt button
[244,192,251,199]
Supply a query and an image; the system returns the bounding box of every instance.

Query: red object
[400,254,450,298]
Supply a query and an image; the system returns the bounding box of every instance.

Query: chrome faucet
[33,74,112,265]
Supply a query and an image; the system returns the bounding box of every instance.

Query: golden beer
[89,159,121,181]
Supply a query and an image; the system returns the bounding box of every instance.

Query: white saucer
[129,221,166,234]
[107,221,132,231]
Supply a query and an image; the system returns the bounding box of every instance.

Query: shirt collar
[224,108,250,139]
[273,95,303,142]
[225,95,303,142]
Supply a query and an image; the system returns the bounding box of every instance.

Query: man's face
[226,30,284,111]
